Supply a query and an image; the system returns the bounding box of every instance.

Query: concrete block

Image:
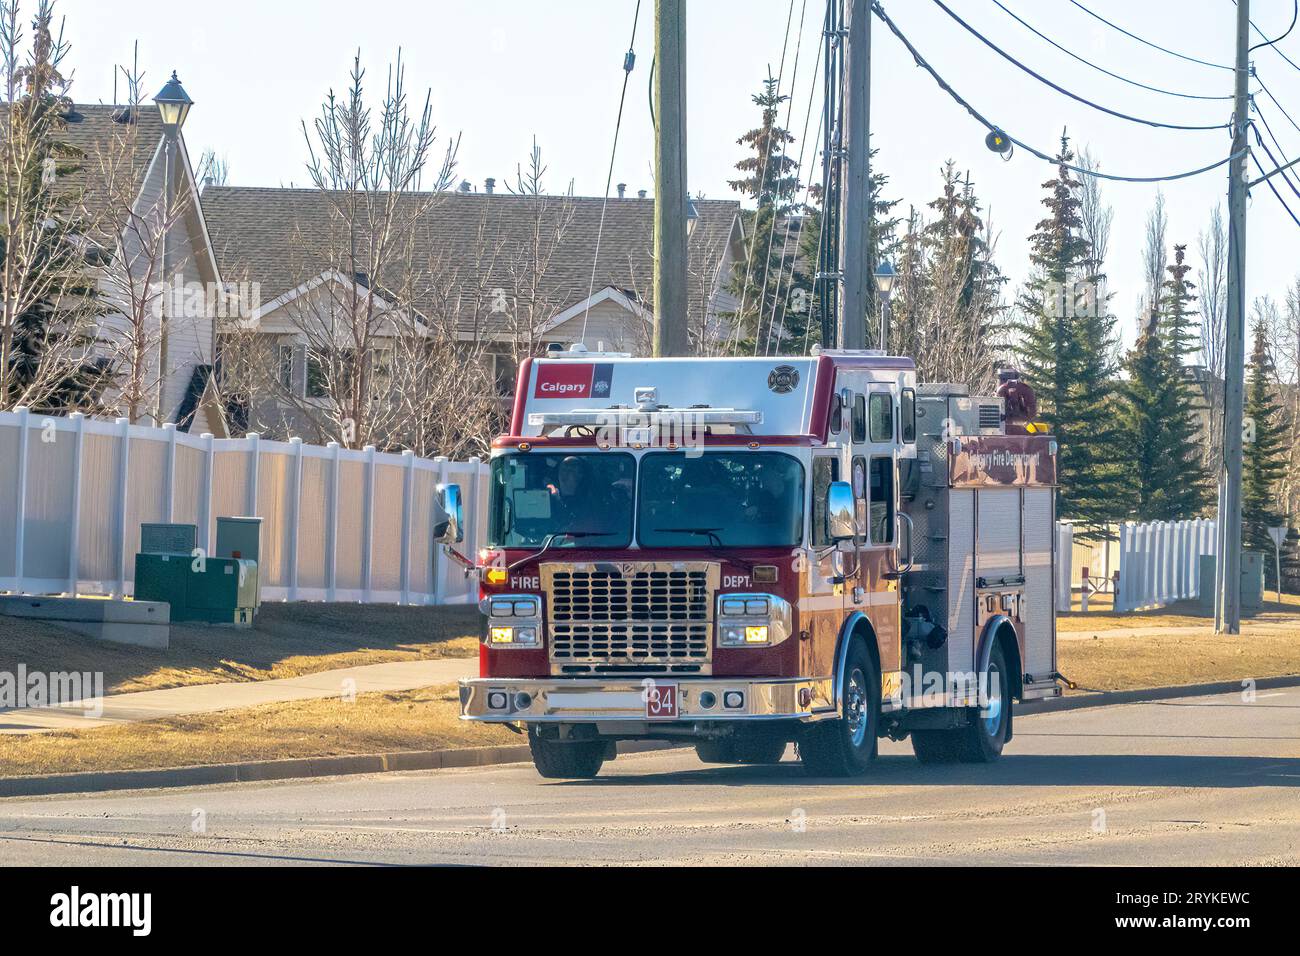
[55,620,170,649]
[0,596,169,625]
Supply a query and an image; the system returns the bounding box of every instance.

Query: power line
[988,0,1231,101]
[1251,151,1300,229]
[1248,0,1297,55]
[1251,111,1300,202]
[580,0,642,342]
[871,1,1243,184]
[1255,71,1300,137]
[1067,0,1233,71]
[931,0,1229,130]
[1234,0,1300,74]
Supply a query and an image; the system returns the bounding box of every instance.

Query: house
[39,88,229,435]
[201,184,743,440]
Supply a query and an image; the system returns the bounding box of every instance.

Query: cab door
[851,383,903,678]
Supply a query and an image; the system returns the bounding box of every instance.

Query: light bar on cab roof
[527,408,764,427]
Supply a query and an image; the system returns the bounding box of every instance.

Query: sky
[57,0,1300,352]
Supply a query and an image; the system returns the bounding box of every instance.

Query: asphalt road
[1,686,1297,866]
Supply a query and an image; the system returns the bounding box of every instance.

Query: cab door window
[811,456,840,546]
[851,393,866,443]
[901,387,916,443]
[869,392,894,443]
[868,456,895,545]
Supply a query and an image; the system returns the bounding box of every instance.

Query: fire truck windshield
[489,452,636,548]
[638,452,804,548]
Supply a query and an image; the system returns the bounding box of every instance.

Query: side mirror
[826,480,857,542]
[435,483,464,544]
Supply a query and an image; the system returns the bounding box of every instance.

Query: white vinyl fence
[0,408,489,605]
[1114,518,1218,612]
[1056,518,1218,613]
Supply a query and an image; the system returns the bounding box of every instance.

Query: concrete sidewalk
[0,658,477,735]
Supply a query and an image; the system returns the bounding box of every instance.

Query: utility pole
[836,0,871,350]
[1216,0,1251,635]
[652,0,690,357]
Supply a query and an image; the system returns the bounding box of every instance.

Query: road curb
[0,740,679,799]
[6,676,1296,798]
[1018,673,1300,715]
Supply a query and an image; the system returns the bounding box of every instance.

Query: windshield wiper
[506,530,612,571]
[654,526,725,548]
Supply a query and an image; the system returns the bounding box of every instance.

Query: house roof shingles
[201,187,740,336]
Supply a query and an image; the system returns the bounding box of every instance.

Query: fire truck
[444,347,1060,778]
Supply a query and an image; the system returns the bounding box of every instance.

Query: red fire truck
[444,347,1060,778]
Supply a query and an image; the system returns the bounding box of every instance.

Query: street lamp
[150,71,192,425]
[874,260,896,351]
[153,71,193,134]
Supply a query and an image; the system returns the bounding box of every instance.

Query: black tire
[733,732,788,765]
[694,739,737,764]
[909,641,1012,765]
[799,639,880,777]
[696,732,787,765]
[910,728,961,764]
[528,727,607,779]
[954,640,1011,762]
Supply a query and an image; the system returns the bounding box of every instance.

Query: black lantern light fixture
[154,71,193,133]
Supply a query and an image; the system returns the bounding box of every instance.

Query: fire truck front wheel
[527,726,609,779]
[798,639,880,777]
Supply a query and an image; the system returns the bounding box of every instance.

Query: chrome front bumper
[459,676,836,724]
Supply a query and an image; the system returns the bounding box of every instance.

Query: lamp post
[874,260,896,351]
[151,72,192,423]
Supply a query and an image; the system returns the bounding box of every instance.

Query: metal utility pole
[652,0,690,357]
[1216,0,1251,635]
[836,0,871,350]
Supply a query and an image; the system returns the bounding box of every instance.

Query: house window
[492,353,517,397]
[370,347,392,400]
[278,345,295,394]
[306,352,329,399]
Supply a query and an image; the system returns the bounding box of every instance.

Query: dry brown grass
[1058,628,1300,693]
[0,602,482,694]
[0,683,516,777]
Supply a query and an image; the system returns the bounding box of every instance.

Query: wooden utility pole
[836,0,871,350]
[652,0,689,357]
[1216,0,1251,634]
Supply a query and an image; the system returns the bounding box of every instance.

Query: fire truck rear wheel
[910,641,1011,764]
[798,639,880,777]
[527,727,607,779]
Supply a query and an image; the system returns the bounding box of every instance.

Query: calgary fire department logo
[767,364,799,394]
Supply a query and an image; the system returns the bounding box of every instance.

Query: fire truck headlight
[489,625,538,646]
[716,594,791,647]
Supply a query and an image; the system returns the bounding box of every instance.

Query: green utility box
[1196,552,1263,615]
[134,521,260,626]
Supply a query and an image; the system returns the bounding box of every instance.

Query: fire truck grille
[542,562,719,674]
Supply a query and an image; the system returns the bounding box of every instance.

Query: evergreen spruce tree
[1015,134,1127,535]
[1243,309,1288,589]
[726,72,801,353]
[1118,244,1209,521]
